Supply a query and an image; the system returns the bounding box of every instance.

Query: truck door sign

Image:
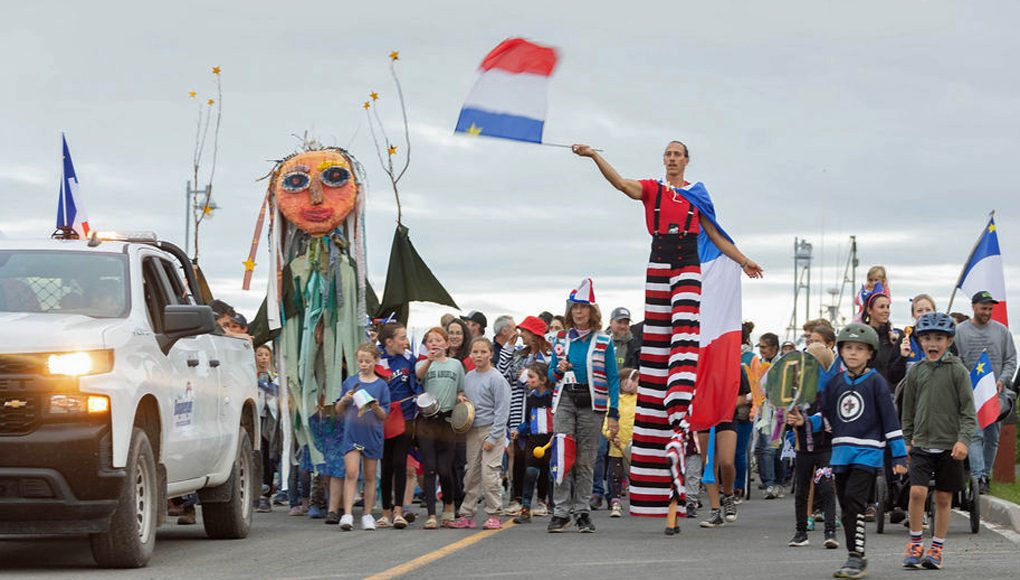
[174,382,195,428]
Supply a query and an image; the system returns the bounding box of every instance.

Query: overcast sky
[3,1,1018,339]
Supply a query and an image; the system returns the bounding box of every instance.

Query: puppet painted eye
[280,171,311,192]
[320,166,350,188]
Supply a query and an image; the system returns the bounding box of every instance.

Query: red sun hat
[517,315,548,337]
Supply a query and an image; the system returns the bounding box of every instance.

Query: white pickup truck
[0,234,260,568]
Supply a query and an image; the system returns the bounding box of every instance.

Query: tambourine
[450,400,475,434]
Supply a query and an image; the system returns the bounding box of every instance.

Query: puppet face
[274,150,358,236]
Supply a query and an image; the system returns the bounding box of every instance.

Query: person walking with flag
[954,291,1017,494]
[546,279,620,533]
[571,142,763,520]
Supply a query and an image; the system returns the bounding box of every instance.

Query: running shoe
[699,509,725,528]
[862,506,876,523]
[833,552,868,579]
[589,495,604,511]
[723,495,737,522]
[547,515,572,533]
[441,512,456,527]
[504,501,523,516]
[902,542,924,569]
[532,501,548,517]
[256,498,272,513]
[424,515,438,530]
[575,513,596,533]
[824,530,839,549]
[177,506,196,525]
[788,532,810,547]
[447,516,477,529]
[483,517,502,530]
[307,505,325,519]
[610,501,623,518]
[361,514,376,530]
[339,514,354,531]
[288,506,305,516]
[764,485,780,500]
[922,546,943,570]
[684,502,698,519]
[513,507,532,524]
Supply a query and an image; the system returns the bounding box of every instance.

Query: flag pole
[541,142,603,152]
[947,210,995,314]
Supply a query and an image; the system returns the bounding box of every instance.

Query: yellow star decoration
[389,50,399,61]
[388,145,397,156]
[212,66,221,75]
[370,91,379,101]
[188,90,197,98]
[207,98,215,105]
[203,205,214,216]
[989,223,996,233]
[363,101,371,110]
[243,258,257,272]
[466,123,483,136]
[976,362,986,374]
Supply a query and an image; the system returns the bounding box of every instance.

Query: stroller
[875,458,980,534]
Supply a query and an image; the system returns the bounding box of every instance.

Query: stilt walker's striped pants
[629,234,701,516]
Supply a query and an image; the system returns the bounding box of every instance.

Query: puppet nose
[309,184,323,205]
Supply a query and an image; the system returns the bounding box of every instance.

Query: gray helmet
[836,323,879,351]
[914,312,955,337]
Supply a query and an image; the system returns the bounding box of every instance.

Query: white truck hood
[0,312,121,353]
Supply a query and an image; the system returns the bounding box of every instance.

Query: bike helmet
[836,323,879,351]
[914,312,956,337]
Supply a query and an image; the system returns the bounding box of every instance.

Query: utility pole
[184,181,216,261]
[786,238,813,341]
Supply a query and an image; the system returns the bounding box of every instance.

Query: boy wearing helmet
[823,323,908,579]
[899,313,977,571]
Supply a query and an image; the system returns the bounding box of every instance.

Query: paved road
[2,494,1018,579]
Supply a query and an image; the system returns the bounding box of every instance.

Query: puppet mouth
[300,208,334,222]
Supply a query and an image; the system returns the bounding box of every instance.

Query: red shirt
[639,179,701,237]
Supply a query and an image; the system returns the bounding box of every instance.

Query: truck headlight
[48,394,110,415]
[46,350,114,376]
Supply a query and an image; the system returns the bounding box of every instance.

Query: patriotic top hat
[568,278,596,304]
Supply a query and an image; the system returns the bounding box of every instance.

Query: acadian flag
[56,134,90,238]
[549,433,576,485]
[970,350,1002,429]
[455,38,559,144]
[529,407,554,435]
[956,214,1008,326]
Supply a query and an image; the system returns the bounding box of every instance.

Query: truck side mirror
[159,305,217,353]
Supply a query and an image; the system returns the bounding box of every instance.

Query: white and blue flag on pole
[56,134,90,238]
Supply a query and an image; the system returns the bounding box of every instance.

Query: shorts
[714,421,736,433]
[908,448,964,492]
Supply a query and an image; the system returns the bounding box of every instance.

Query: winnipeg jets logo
[837,391,864,422]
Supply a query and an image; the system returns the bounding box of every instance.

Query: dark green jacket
[901,352,978,450]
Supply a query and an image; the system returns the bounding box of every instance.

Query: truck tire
[202,428,255,539]
[89,427,158,568]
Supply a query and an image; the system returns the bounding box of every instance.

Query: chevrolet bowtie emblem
[3,399,28,409]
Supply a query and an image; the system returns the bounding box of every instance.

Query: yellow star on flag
[370,91,379,101]
[389,50,399,61]
[207,98,215,105]
[203,205,214,216]
[989,224,996,233]
[212,66,221,75]
[976,362,986,374]
[388,145,397,156]
[363,101,371,110]
[466,123,483,136]
[243,258,257,272]
[188,90,197,98]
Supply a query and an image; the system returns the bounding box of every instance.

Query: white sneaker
[339,514,354,531]
[361,514,376,530]
[532,501,548,517]
[504,501,523,516]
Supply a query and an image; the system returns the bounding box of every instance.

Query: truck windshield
[0,251,129,318]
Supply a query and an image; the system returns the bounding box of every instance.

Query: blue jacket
[381,350,421,420]
[821,369,906,471]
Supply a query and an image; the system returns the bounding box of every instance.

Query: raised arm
[699,215,764,279]
[571,144,643,200]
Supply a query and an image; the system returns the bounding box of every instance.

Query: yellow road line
[365,521,516,580]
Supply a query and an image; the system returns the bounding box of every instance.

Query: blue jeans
[734,421,753,491]
[755,432,777,487]
[968,421,1002,480]
[592,434,609,499]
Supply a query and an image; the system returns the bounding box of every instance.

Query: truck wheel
[202,428,255,539]
[89,427,158,568]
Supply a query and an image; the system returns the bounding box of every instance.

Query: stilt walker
[571,141,763,531]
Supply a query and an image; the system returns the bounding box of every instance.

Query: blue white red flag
[56,135,90,238]
[455,38,559,144]
[529,407,554,435]
[957,215,1008,326]
[549,433,576,485]
[970,350,1002,429]
[676,182,743,432]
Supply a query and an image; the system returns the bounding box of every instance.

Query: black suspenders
[655,183,696,236]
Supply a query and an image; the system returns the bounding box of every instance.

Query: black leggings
[380,431,411,511]
[417,416,456,516]
[608,456,626,502]
[511,439,527,502]
[261,437,275,495]
[794,450,835,533]
[835,468,875,556]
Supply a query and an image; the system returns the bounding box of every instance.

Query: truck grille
[0,395,39,434]
[0,354,45,376]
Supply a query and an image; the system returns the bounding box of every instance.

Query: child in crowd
[855,266,890,321]
[604,367,638,518]
[415,327,466,529]
[822,323,908,579]
[450,338,511,530]
[786,371,838,550]
[900,313,977,570]
[335,343,390,531]
[899,293,937,370]
[513,362,555,523]
[377,322,419,529]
